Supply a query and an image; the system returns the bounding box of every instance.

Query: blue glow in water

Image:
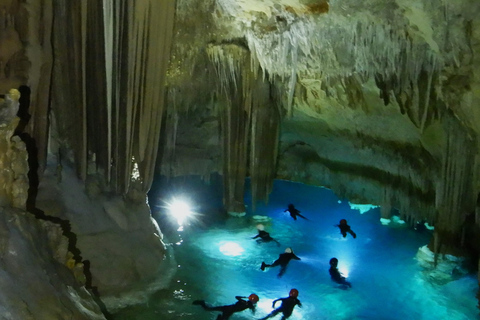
[114,179,478,320]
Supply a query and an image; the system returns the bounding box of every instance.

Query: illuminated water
[113,178,478,320]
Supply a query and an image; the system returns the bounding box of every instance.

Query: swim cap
[289,288,299,298]
[285,247,293,253]
[248,293,259,303]
[257,224,265,231]
[329,257,338,266]
[340,219,347,224]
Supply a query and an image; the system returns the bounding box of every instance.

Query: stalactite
[49,0,175,195]
[249,75,280,210]
[51,0,85,178]
[435,114,476,234]
[14,0,54,178]
[242,9,444,94]
[159,88,179,178]
[85,0,108,178]
[208,44,250,214]
[103,0,114,184]
[420,56,436,133]
[380,188,392,219]
[106,0,175,195]
[208,43,280,214]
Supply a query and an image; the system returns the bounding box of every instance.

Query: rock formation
[0,0,479,316]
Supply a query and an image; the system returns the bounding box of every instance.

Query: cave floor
[114,179,477,320]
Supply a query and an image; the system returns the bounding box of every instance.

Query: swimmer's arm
[272,298,281,308]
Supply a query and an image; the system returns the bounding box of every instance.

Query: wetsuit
[253,230,280,245]
[284,205,308,221]
[259,296,302,320]
[262,252,301,277]
[337,223,356,238]
[329,266,352,287]
[193,296,255,320]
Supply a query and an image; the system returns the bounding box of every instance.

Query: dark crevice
[14,86,112,319]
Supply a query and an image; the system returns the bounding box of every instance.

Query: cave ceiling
[161,0,480,228]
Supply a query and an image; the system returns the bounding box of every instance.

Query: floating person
[192,294,259,320]
[259,288,302,320]
[260,247,301,278]
[252,224,281,246]
[335,219,356,238]
[414,220,427,232]
[284,204,309,221]
[329,257,351,288]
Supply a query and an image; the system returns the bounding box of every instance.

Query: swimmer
[252,224,280,246]
[259,289,302,320]
[329,257,351,288]
[261,247,301,278]
[192,294,259,320]
[284,204,309,221]
[335,219,356,238]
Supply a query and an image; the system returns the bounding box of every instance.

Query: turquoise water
[113,178,478,319]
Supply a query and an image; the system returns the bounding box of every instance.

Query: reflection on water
[113,179,477,320]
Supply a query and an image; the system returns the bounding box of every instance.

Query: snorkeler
[260,247,301,278]
[192,294,259,320]
[284,204,309,221]
[329,257,351,288]
[335,219,356,238]
[259,289,302,320]
[252,224,281,246]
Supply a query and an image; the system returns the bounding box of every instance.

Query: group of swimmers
[193,204,357,319]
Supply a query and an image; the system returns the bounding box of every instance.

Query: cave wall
[0,0,176,197]
[0,90,28,209]
[1,0,480,313]
[0,0,178,314]
[162,0,480,257]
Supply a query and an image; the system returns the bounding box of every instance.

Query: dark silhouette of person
[336,219,356,238]
[192,294,259,320]
[414,220,427,232]
[329,257,351,288]
[259,288,302,320]
[261,247,301,278]
[284,204,309,221]
[252,224,280,246]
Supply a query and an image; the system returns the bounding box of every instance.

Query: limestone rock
[0,89,20,126]
[416,245,471,285]
[0,207,105,319]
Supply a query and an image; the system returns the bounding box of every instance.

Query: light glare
[339,267,349,278]
[219,242,244,256]
[168,199,192,226]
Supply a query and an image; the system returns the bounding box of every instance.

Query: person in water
[335,219,356,238]
[259,288,302,320]
[252,224,280,246]
[261,247,301,278]
[284,204,309,221]
[329,257,351,288]
[192,294,259,320]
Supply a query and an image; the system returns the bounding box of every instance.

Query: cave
[0,0,479,319]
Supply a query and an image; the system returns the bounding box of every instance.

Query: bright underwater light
[339,267,349,278]
[219,242,244,256]
[167,199,192,226]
